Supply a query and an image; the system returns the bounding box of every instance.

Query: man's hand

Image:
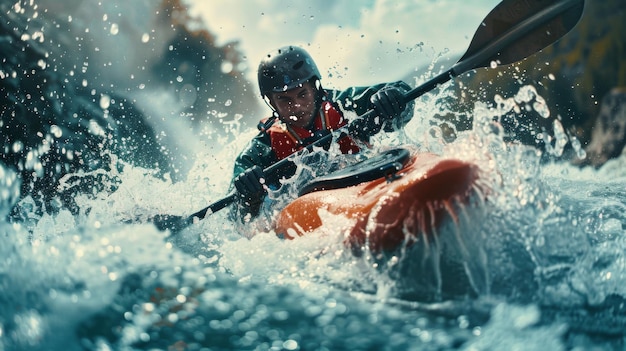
[234,166,267,208]
[370,86,407,121]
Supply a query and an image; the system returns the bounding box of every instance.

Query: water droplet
[50,125,62,138]
[12,141,24,153]
[221,61,233,74]
[283,340,298,350]
[100,95,111,109]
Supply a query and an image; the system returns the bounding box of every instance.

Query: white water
[3,1,626,350]
[5,76,626,349]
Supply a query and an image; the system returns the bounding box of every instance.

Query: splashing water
[3,2,626,350]
[4,70,626,349]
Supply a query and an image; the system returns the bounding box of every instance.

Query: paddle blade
[458,0,584,69]
[152,214,191,233]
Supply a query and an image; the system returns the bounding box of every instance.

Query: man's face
[269,82,317,129]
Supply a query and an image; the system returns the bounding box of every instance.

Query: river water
[3,1,626,351]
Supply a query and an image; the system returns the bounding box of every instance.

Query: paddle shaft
[157,0,584,232]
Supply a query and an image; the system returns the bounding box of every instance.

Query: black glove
[370,86,407,121]
[233,166,267,213]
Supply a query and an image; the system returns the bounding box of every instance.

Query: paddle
[152,0,584,233]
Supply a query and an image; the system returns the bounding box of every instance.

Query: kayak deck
[274,151,480,254]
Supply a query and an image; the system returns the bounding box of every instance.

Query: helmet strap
[262,95,278,113]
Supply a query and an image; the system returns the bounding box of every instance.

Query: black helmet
[257,46,321,97]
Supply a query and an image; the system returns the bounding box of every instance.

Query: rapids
[2,1,626,350]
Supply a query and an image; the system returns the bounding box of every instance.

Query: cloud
[189,0,500,88]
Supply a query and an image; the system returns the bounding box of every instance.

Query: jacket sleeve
[229,133,277,221]
[232,132,277,181]
[327,81,415,134]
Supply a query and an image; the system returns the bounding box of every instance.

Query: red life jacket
[264,101,361,160]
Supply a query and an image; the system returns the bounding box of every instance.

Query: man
[232,45,414,222]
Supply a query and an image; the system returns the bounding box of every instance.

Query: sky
[188,0,501,89]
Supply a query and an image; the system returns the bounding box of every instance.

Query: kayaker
[232,45,414,223]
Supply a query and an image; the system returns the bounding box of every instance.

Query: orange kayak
[274,148,480,254]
